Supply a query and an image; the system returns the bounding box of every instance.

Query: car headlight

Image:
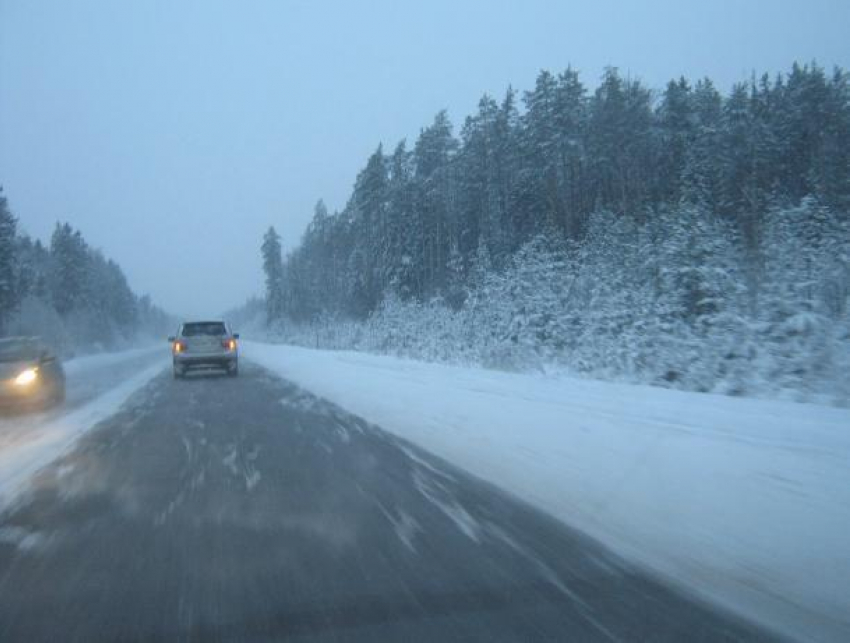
[14,368,38,386]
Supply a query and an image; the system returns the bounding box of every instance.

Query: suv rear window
[181,322,227,337]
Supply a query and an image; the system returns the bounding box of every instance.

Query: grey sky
[2,0,848,318]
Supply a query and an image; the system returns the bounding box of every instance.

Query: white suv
[169,321,239,379]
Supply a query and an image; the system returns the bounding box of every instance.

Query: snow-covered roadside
[244,340,850,643]
[62,345,164,377]
[0,358,165,512]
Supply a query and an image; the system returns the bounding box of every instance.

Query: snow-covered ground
[62,345,165,378]
[244,340,850,643]
[0,346,165,512]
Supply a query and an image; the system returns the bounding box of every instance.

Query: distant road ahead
[0,362,777,641]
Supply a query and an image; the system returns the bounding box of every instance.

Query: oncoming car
[0,337,66,411]
[169,321,239,379]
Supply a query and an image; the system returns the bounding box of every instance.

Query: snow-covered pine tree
[0,189,18,333]
[586,68,654,216]
[413,111,458,298]
[261,226,284,323]
[49,223,90,317]
[655,77,695,204]
[350,145,388,315]
[680,78,723,211]
[384,140,419,300]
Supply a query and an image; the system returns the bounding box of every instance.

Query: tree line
[0,189,172,352]
[259,62,850,396]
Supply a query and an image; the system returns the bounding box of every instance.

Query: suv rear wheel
[173,365,184,380]
[227,362,239,378]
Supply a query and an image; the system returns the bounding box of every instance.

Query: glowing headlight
[14,368,38,386]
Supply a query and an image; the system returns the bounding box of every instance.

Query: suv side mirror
[233,333,240,339]
[167,336,176,342]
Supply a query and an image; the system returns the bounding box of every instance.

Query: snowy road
[0,346,165,510]
[244,342,850,643]
[0,346,165,448]
[0,361,774,641]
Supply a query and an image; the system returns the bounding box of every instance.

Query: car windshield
[181,322,226,337]
[0,339,39,363]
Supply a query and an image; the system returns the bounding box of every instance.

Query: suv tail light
[173,341,186,353]
[222,339,237,351]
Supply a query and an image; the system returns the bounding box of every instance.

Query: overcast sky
[2,0,849,318]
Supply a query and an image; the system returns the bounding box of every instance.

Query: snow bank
[0,360,164,512]
[244,340,850,642]
[62,345,164,377]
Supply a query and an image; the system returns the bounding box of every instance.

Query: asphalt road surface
[0,361,779,642]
